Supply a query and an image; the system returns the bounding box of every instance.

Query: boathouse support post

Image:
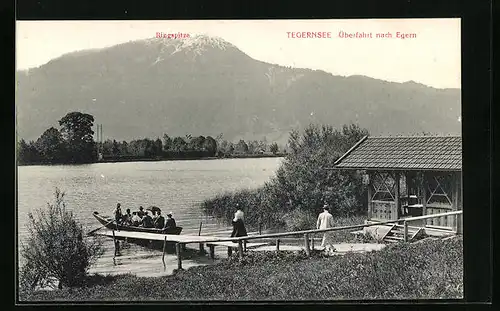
[403,220,409,242]
[422,172,427,225]
[199,243,205,254]
[162,236,167,271]
[395,171,400,221]
[238,240,244,259]
[367,171,372,220]
[227,247,232,257]
[276,239,280,253]
[304,233,310,256]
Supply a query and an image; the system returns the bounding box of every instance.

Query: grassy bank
[20,236,463,301]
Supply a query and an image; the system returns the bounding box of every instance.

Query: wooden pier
[96,210,462,272]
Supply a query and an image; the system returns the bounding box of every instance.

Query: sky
[16,19,461,89]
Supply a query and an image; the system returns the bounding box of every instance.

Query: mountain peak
[145,34,236,55]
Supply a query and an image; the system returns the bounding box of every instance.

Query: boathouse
[332,135,462,235]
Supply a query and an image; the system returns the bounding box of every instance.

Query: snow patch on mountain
[145,34,236,65]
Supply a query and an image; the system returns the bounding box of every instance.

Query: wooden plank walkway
[96,229,268,249]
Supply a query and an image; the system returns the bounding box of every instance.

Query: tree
[118,141,129,155]
[273,123,369,216]
[101,139,113,156]
[163,134,172,151]
[154,138,163,156]
[269,142,279,155]
[19,188,103,290]
[143,139,155,157]
[17,139,42,164]
[58,112,96,163]
[112,140,120,156]
[35,127,66,163]
[171,137,187,152]
[235,139,249,154]
[247,140,260,154]
[189,135,206,151]
[203,136,218,156]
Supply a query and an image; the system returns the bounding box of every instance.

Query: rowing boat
[93,211,183,235]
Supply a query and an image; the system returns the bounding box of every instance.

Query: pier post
[162,236,167,271]
[238,240,244,259]
[112,229,119,257]
[209,245,215,261]
[259,223,262,235]
[176,243,183,270]
[311,233,315,250]
[304,233,311,257]
[199,243,205,254]
[227,247,233,257]
[198,221,203,236]
[276,239,280,253]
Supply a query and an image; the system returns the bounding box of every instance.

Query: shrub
[19,188,103,290]
[281,208,317,231]
[202,123,369,229]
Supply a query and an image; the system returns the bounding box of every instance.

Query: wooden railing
[402,210,462,242]
[172,210,462,270]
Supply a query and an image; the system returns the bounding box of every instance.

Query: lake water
[17,157,283,277]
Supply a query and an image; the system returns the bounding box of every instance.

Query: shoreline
[19,236,463,301]
[17,154,286,166]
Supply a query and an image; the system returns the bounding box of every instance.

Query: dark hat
[167,212,173,216]
[139,206,144,210]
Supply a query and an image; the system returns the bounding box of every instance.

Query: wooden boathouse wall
[333,135,462,235]
[366,170,462,233]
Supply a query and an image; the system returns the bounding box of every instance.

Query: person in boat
[154,211,165,229]
[122,208,133,226]
[141,211,154,228]
[230,208,247,244]
[138,206,145,218]
[317,204,335,249]
[152,210,158,223]
[164,212,176,229]
[131,212,141,226]
[114,203,123,225]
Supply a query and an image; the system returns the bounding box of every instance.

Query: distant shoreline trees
[16,113,287,165]
[17,112,97,165]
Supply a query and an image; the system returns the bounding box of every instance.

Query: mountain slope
[15,35,461,144]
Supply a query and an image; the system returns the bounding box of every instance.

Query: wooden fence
[172,210,462,270]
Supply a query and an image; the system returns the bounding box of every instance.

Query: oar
[88,219,115,236]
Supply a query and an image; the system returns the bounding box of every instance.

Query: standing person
[230,209,248,251]
[317,204,335,249]
[114,203,123,226]
[154,211,165,229]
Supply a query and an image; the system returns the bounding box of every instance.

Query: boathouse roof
[332,135,462,171]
